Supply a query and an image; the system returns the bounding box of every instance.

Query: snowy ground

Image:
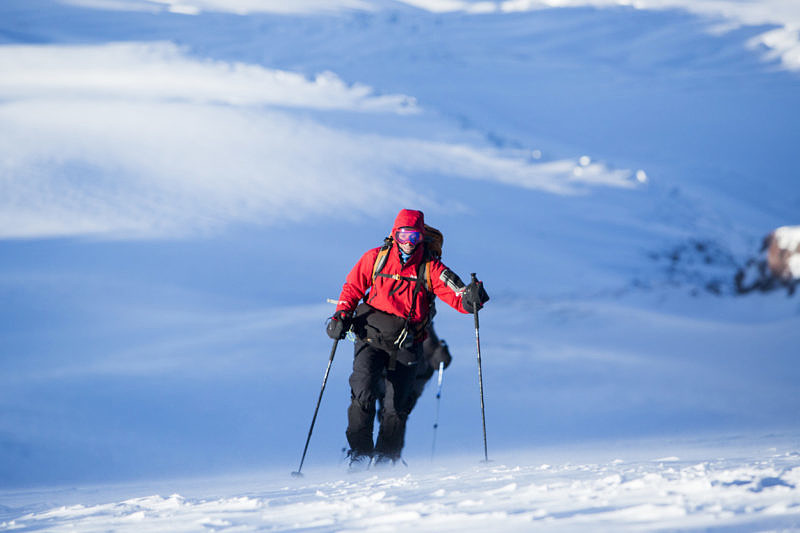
[2,435,799,531]
[1,0,799,530]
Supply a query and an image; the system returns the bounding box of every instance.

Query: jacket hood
[392,209,425,234]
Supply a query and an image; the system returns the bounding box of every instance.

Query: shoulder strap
[424,261,432,292]
[372,237,393,282]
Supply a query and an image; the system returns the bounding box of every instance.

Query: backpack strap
[371,237,393,282]
[424,257,432,292]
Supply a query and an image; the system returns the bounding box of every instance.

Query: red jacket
[335,209,470,323]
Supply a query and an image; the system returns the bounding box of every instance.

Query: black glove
[463,279,489,313]
[326,310,352,340]
[430,339,452,369]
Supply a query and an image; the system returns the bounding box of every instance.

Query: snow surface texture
[1,0,800,531]
[61,0,800,71]
[2,438,800,531]
[0,40,634,239]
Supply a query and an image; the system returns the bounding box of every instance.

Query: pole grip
[470,273,479,328]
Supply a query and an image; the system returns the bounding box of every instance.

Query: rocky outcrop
[736,226,800,295]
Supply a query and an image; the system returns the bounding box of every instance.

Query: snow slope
[59,0,800,71]
[2,437,799,531]
[0,0,799,530]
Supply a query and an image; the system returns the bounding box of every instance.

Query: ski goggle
[395,228,422,245]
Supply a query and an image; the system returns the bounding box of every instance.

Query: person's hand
[463,279,489,313]
[326,310,352,340]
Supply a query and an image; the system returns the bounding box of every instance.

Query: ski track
[2,448,799,532]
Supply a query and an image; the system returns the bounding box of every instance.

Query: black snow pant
[346,339,420,459]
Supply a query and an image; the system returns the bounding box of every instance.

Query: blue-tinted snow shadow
[4,1,800,211]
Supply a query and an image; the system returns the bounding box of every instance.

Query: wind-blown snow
[0,42,418,112]
[2,440,799,531]
[0,41,634,239]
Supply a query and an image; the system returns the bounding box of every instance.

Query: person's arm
[335,247,380,314]
[428,260,470,314]
[429,260,489,314]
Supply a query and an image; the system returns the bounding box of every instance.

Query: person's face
[399,241,417,255]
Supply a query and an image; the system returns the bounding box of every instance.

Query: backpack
[424,224,443,259]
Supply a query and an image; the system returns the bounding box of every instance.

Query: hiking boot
[346,450,372,472]
[372,453,400,469]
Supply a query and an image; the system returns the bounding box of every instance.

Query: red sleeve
[335,247,381,313]
[428,259,470,314]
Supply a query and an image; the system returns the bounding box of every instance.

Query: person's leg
[374,346,419,461]
[346,341,387,458]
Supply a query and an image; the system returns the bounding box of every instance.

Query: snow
[63,0,377,15]
[0,39,638,239]
[0,42,418,111]
[775,226,800,252]
[0,0,799,530]
[399,0,800,70]
[2,438,799,531]
[63,0,800,69]
[774,225,800,279]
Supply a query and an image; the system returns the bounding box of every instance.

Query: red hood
[392,209,425,234]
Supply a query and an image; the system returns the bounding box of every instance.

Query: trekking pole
[431,360,445,460]
[292,338,339,477]
[471,273,489,463]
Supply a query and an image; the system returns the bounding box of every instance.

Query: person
[407,320,451,414]
[326,209,488,467]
